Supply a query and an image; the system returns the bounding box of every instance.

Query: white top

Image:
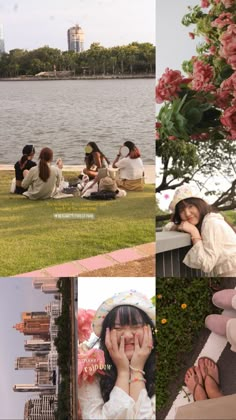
[183,213,236,276]
[78,378,156,419]
[115,157,144,180]
[22,165,61,200]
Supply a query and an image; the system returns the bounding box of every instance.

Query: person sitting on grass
[14,144,37,194]
[175,357,236,419]
[21,147,62,200]
[78,290,156,419]
[83,142,110,179]
[164,184,236,277]
[112,141,145,191]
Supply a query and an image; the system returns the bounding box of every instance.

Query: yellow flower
[181,303,187,310]
[157,294,162,299]
[161,318,167,324]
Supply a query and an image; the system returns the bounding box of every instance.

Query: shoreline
[0,74,155,82]
[0,164,155,184]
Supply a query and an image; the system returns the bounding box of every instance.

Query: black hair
[97,305,156,402]
[172,197,213,232]
[85,142,110,166]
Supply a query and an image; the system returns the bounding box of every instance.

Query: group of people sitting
[12,141,145,200]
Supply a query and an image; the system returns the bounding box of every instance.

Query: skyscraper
[67,24,84,53]
[0,24,5,53]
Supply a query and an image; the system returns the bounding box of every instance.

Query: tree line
[0,42,155,77]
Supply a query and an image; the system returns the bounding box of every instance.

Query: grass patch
[0,171,155,275]
[156,278,221,410]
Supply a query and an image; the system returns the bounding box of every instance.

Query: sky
[0,278,54,420]
[0,0,155,52]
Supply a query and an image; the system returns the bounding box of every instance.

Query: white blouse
[78,378,156,419]
[183,213,236,276]
[115,157,144,180]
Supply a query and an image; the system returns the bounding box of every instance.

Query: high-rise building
[0,24,5,53]
[15,356,48,370]
[24,339,51,352]
[13,384,55,392]
[13,312,50,337]
[24,395,57,420]
[67,24,84,53]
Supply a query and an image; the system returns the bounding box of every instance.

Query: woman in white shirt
[164,184,236,277]
[78,290,156,419]
[22,147,62,200]
[112,141,144,191]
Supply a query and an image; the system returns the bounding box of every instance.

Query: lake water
[0,79,155,165]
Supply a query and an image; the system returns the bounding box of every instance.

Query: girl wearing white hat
[78,290,156,419]
[165,184,236,277]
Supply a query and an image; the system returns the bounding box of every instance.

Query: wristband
[129,365,145,375]
[129,377,146,384]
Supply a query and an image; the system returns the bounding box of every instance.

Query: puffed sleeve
[78,379,155,419]
[183,216,224,273]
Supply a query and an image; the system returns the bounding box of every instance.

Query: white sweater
[78,378,156,419]
[22,165,61,200]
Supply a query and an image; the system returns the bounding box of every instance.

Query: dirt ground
[79,255,155,277]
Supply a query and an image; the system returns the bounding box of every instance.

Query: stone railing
[156,230,209,277]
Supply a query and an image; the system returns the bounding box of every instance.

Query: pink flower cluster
[221,106,236,139]
[156,68,185,103]
[78,308,96,343]
[201,0,210,7]
[78,348,105,385]
[191,60,215,91]
[211,12,234,28]
[220,24,236,70]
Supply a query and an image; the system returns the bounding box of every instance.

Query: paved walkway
[14,242,155,278]
[166,283,236,420]
[0,164,155,184]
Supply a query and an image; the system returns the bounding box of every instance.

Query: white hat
[169,184,204,212]
[92,290,156,337]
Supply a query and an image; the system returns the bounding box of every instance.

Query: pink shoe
[205,314,232,336]
[212,289,236,310]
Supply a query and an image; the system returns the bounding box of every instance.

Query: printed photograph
[155,0,236,277]
[0,277,77,420]
[156,278,236,420]
[0,0,156,277]
[77,276,156,419]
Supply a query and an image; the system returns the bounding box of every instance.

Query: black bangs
[103,305,146,329]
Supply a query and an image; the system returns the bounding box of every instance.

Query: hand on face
[177,221,200,237]
[130,325,153,371]
[105,328,129,373]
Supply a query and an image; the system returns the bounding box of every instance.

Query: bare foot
[185,366,207,401]
[198,357,223,399]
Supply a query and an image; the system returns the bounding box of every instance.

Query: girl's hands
[130,325,153,371]
[105,328,129,373]
[177,221,200,237]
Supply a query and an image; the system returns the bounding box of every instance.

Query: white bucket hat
[169,184,204,212]
[92,290,156,337]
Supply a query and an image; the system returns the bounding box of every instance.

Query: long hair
[85,142,110,166]
[172,197,214,232]
[19,145,35,170]
[124,141,141,159]
[97,305,156,402]
[38,147,53,182]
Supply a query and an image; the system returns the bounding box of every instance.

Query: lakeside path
[0,164,155,184]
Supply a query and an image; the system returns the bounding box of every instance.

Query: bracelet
[129,365,145,375]
[129,377,146,384]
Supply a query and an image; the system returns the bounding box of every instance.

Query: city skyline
[0,278,56,420]
[0,0,155,52]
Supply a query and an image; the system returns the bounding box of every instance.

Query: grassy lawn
[0,171,155,276]
[156,278,221,410]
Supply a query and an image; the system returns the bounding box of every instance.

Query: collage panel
[0,277,78,420]
[77,276,156,419]
[156,278,236,420]
[156,0,236,278]
[0,0,156,278]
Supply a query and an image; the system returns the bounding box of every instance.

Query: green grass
[0,171,155,276]
[156,278,221,410]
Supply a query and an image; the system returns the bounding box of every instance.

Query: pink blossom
[164,194,170,200]
[78,348,106,385]
[227,55,236,70]
[201,0,210,7]
[211,13,234,29]
[216,89,231,109]
[168,136,177,140]
[191,60,215,92]
[220,25,236,69]
[220,106,236,139]
[191,133,210,140]
[156,68,184,103]
[189,32,195,39]
[78,308,96,343]
[221,0,234,8]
